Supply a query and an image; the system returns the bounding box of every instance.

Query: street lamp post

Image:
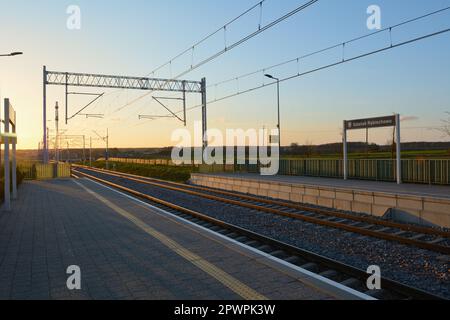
[264,74,281,151]
[0,52,23,57]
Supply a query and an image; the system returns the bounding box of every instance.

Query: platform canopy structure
[42,66,207,163]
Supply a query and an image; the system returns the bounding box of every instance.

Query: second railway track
[73,165,450,255]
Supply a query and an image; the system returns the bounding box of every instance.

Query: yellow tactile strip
[74,180,267,300]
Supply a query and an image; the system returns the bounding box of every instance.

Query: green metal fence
[236,159,450,185]
[101,157,450,185]
[17,161,38,180]
[18,161,71,180]
[105,157,198,167]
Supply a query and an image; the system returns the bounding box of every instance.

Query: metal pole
[0,101,2,169]
[182,81,187,127]
[396,114,402,184]
[55,102,59,162]
[262,125,266,147]
[4,98,11,210]
[89,136,92,167]
[106,129,109,170]
[0,105,2,168]
[12,111,17,200]
[65,73,68,125]
[67,141,69,162]
[83,135,86,164]
[277,79,281,152]
[343,121,348,180]
[43,66,48,163]
[366,127,369,156]
[46,127,49,161]
[201,78,207,150]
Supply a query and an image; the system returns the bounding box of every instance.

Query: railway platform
[0,178,359,300]
[190,173,450,228]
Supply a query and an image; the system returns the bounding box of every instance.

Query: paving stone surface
[0,179,334,300]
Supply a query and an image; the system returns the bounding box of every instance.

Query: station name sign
[345,115,396,130]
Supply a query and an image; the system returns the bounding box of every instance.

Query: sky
[0,0,449,150]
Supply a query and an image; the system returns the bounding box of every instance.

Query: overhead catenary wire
[64,0,317,131]
[206,6,450,90]
[141,7,450,121]
[65,4,450,142]
[184,28,450,112]
[147,0,270,77]
[103,0,271,116]
[108,0,319,116]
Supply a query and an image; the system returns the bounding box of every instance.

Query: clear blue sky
[1,0,449,149]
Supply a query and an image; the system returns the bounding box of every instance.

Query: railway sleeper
[257,244,273,252]
[409,234,426,240]
[359,224,376,230]
[428,237,445,245]
[300,263,319,273]
[301,212,315,217]
[284,256,303,265]
[233,236,248,242]
[226,232,240,239]
[340,278,362,289]
[375,227,392,233]
[365,289,387,299]
[268,250,285,258]
[244,240,260,247]
[319,270,339,279]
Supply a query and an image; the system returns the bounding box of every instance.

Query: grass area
[92,161,194,183]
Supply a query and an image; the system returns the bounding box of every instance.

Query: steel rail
[72,169,444,300]
[74,165,450,238]
[73,166,450,255]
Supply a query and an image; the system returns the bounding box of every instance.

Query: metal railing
[276,159,450,185]
[231,159,450,185]
[101,157,198,167]
[17,161,38,180]
[18,161,71,180]
[97,157,450,185]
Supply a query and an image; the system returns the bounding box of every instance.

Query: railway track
[73,165,450,255]
[72,167,446,300]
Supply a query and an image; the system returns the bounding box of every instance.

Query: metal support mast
[55,102,59,162]
[106,128,109,170]
[89,136,92,167]
[83,135,86,164]
[201,78,207,149]
[42,67,206,162]
[93,130,109,170]
[43,66,48,163]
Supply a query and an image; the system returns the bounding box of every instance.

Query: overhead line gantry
[42,66,207,163]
